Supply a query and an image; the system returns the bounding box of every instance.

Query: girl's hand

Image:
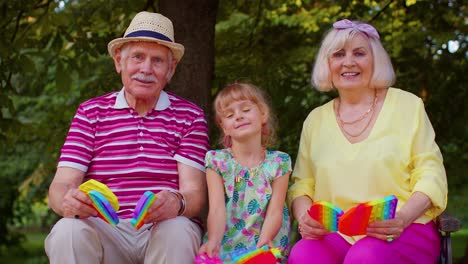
[198,240,220,258]
[366,214,407,241]
[256,239,274,249]
[297,210,330,240]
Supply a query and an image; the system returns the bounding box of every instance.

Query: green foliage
[452,229,468,261]
[0,231,48,263]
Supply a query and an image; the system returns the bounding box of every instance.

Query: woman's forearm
[291,195,313,220]
[397,191,432,227]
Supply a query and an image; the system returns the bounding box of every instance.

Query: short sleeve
[58,104,95,172]
[274,152,292,178]
[175,111,209,172]
[205,150,221,174]
[205,149,235,199]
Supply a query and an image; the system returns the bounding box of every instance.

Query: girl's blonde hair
[311,21,396,91]
[214,82,276,148]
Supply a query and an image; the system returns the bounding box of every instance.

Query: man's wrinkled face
[114,42,176,102]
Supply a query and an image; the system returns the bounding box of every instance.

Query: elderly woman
[287,19,447,263]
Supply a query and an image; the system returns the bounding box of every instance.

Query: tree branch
[370,0,394,22]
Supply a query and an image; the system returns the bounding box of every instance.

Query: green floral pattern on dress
[205,148,292,263]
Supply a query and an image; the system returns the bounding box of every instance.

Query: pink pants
[288,222,440,264]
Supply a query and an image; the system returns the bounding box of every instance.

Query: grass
[452,229,468,261]
[0,232,48,264]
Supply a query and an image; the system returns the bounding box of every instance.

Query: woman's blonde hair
[214,82,276,148]
[311,21,396,91]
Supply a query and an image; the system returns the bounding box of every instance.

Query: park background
[0,0,466,263]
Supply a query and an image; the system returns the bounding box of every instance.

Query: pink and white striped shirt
[58,88,209,218]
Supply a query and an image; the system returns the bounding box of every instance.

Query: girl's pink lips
[235,123,250,129]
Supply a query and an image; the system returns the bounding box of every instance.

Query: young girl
[198,82,291,263]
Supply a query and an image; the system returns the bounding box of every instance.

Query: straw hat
[108,12,184,61]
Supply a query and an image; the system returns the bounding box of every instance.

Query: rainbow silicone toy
[308,201,344,232]
[231,245,281,264]
[338,195,398,236]
[79,179,119,225]
[307,195,398,236]
[131,191,157,230]
[194,253,223,264]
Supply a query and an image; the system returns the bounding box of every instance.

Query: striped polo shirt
[58,88,209,219]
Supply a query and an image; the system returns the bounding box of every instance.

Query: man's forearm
[48,181,74,216]
[48,167,85,217]
[177,162,208,218]
[180,189,206,218]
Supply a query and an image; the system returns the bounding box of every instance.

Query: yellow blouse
[288,88,447,231]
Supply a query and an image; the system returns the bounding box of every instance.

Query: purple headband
[333,19,380,39]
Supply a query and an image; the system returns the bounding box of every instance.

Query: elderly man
[45,12,209,264]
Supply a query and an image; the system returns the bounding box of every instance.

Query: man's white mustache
[131,73,158,83]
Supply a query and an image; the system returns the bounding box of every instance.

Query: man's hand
[145,190,180,223]
[61,188,97,219]
[48,167,95,218]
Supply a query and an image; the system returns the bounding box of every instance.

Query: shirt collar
[114,87,171,111]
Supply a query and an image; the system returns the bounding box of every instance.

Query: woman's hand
[366,214,407,241]
[292,196,329,240]
[367,192,432,241]
[198,240,220,258]
[297,210,330,240]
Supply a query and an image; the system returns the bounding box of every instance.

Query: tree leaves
[55,60,71,92]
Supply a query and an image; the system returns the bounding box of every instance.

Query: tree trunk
[159,0,219,125]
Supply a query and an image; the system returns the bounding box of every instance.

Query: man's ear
[166,59,178,81]
[113,49,123,74]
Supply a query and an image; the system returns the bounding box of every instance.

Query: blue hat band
[125,30,173,43]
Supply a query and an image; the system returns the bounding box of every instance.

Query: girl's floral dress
[205,148,291,263]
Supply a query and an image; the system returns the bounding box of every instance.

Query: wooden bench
[437,211,462,264]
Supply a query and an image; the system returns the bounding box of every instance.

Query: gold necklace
[231,149,265,182]
[336,90,377,138]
